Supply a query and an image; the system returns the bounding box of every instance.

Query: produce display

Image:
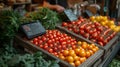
[30,30,99,67]
[90,16,120,32]
[0,7,119,67]
[58,42,99,67]
[61,17,117,46]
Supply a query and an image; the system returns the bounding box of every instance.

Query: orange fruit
[80,57,87,63]
[95,47,99,51]
[78,41,82,45]
[90,16,95,21]
[75,60,81,66]
[63,50,69,56]
[73,55,80,61]
[89,50,94,55]
[78,47,85,50]
[88,45,93,50]
[92,48,97,53]
[69,62,75,66]
[91,44,96,48]
[79,50,86,57]
[86,51,91,58]
[82,42,87,45]
[75,48,80,54]
[66,56,74,63]
[69,50,75,56]
[81,44,88,49]
[59,55,65,60]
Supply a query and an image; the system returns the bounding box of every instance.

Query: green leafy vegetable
[109,58,120,67]
[27,8,60,29]
[0,10,22,44]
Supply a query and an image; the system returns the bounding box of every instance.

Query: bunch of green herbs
[28,8,60,29]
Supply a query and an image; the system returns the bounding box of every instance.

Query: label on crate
[64,9,78,21]
[20,20,46,39]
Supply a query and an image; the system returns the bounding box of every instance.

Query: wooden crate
[56,25,119,54]
[14,29,104,67]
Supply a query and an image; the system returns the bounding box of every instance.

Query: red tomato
[67,24,73,28]
[76,20,81,25]
[33,38,38,43]
[68,28,73,31]
[71,42,75,45]
[43,45,48,50]
[92,32,98,39]
[62,41,67,45]
[80,30,85,35]
[40,44,43,48]
[48,48,53,53]
[59,38,64,42]
[91,24,95,28]
[54,52,58,56]
[98,42,104,46]
[38,40,43,45]
[49,44,53,47]
[63,33,67,37]
[55,37,59,41]
[62,45,66,49]
[49,35,53,39]
[41,37,47,41]
[73,28,79,34]
[83,33,89,38]
[58,45,62,50]
[45,34,49,37]
[62,22,68,27]
[94,22,101,26]
[73,40,77,45]
[47,40,52,44]
[71,21,76,24]
[54,47,58,52]
[51,39,55,43]
[54,43,58,47]
[56,32,61,36]
[67,40,71,44]
[53,34,57,38]
[98,37,103,42]
[48,30,52,34]
[65,36,69,40]
[37,36,41,40]
[72,45,76,49]
[34,42,38,46]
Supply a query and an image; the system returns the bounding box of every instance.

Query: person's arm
[43,1,65,13]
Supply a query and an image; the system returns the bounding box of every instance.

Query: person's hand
[55,5,65,13]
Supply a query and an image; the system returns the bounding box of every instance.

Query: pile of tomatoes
[30,30,99,67]
[31,30,77,57]
[62,18,116,46]
[58,41,99,67]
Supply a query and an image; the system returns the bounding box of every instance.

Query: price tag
[20,20,46,39]
[64,9,78,21]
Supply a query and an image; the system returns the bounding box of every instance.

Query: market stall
[0,0,120,67]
